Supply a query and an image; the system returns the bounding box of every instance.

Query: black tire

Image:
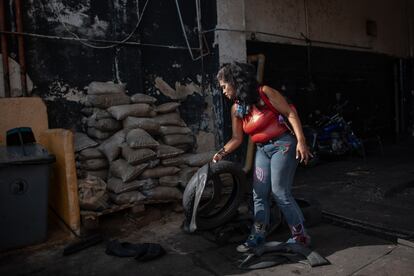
[182,161,247,230]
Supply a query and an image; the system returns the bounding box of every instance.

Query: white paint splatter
[46,1,108,38]
[0,55,34,97]
[44,81,86,102]
[114,50,122,84]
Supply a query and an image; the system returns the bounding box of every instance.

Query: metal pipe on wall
[195,0,204,94]
[14,0,27,96]
[0,0,10,97]
[406,0,414,58]
[303,0,310,39]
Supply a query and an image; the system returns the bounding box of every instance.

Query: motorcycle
[303,102,365,166]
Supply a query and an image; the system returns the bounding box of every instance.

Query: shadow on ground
[1,138,413,275]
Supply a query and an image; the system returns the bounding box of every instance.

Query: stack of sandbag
[99,97,194,204]
[153,102,195,152]
[74,132,108,180]
[78,175,110,211]
[74,81,216,210]
[105,128,154,204]
[105,129,184,204]
[81,82,129,142]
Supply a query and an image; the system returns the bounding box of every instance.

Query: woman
[213,62,312,252]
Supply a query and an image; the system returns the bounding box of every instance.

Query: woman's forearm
[222,137,243,154]
[287,111,306,144]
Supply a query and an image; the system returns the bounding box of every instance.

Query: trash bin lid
[0,143,56,167]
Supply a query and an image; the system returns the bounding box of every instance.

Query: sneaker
[236,233,265,253]
[286,234,311,247]
[236,222,266,253]
[287,223,311,247]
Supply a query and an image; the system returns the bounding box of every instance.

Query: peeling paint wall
[1,0,221,151]
[12,0,143,129]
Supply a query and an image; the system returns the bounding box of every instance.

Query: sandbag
[153,112,186,126]
[141,186,182,200]
[130,93,157,104]
[109,191,146,205]
[87,117,121,132]
[123,117,160,134]
[77,168,106,180]
[92,109,113,119]
[182,151,215,167]
[79,158,109,171]
[78,176,110,211]
[107,104,156,120]
[81,108,113,119]
[78,147,104,160]
[160,156,186,167]
[162,134,194,146]
[156,144,184,159]
[86,94,131,108]
[147,159,160,169]
[140,166,180,179]
[178,166,200,189]
[121,146,157,165]
[87,127,114,140]
[159,126,192,135]
[175,143,193,153]
[126,128,159,149]
[98,130,126,161]
[137,178,159,191]
[74,132,98,152]
[159,175,181,187]
[110,159,148,182]
[81,107,96,117]
[107,177,151,194]
[87,81,126,95]
[83,170,108,181]
[155,102,180,114]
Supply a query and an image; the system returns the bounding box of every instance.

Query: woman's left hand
[296,141,313,164]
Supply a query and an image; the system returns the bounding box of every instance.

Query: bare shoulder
[231,103,237,111]
[230,103,238,116]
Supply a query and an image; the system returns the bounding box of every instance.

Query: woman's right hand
[212,147,228,163]
[212,152,222,163]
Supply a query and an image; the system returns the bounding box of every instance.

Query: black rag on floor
[105,239,166,261]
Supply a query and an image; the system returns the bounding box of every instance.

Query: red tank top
[241,87,288,143]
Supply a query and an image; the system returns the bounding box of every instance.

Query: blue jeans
[253,133,304,228]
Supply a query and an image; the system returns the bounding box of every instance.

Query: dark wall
[247,41,399,140]
[16,1,142,129]
[4,1,218,135]
[137,0,219,131]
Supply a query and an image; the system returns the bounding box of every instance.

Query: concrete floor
[1,137,414,276]
[0,211,413,276]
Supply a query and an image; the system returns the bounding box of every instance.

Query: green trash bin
[0,143,55,250]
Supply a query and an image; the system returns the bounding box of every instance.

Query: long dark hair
[216,62,259,105]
